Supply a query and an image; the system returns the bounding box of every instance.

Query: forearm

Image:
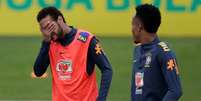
[33,41,50,77]
[87,37,113,101]
[97,67,113,101]
[163,89,182,101]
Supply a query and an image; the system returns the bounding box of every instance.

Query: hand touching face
[39,16,61,41]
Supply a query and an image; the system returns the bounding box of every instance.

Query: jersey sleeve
[33,41,50,77]
[87,37,113,101]
[157,42,182,101]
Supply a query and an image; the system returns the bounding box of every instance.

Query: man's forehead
[40,16,53,27]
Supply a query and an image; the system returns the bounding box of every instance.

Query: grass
[0,36,200,101]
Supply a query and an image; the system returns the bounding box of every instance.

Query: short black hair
[135,4,161,33]
[37,6,66,23]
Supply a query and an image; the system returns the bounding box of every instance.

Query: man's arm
[33,41,50,77]
[158,44,182,101]
[87,37,113,101]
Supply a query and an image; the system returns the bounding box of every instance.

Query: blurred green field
[0,36,201,101]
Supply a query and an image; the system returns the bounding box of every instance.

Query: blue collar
[58,26,77,46]
[141,37,160,50]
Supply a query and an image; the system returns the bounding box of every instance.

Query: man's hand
[40,21,57,42]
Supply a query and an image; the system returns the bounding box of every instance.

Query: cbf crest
[77,32,89,43]
[56,60,73,80]
[144,52,152,68]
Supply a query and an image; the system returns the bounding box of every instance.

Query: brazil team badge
[56,60,73,80]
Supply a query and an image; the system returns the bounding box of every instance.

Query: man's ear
[57,16,68,28]
[57,16,64,24]
[57,16,65,30]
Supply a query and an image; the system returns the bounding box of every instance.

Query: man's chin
[134,38,141,44]
[133,37,139,44]
[134,40,140,44]
[51,33,58,41]
[133,36,141,44]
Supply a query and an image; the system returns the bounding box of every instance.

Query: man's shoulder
[156,41,176,57]
[157,41,171,52]
[76,29,96,43]
[77,29,94,35]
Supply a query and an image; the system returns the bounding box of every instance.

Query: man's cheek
[132,28,138,36]
[132,28,135,34]
[131,25,135,32]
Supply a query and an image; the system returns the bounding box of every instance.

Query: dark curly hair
[37,6,66,23]
[135,4,161,33]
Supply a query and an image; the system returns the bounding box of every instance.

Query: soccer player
[131,4,182,101]
[33,7,113,101]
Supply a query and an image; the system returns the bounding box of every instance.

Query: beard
[51,28,63,41]
[134,40,140,44]
[51,32,58,41]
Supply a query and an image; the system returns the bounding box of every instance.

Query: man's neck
[140,33,156,44]
[63,26,72,35]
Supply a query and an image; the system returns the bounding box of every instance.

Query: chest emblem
[56,60,73,80]
[144,53,152,68]
[77,32,89,43]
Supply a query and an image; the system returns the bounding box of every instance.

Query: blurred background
[0,0,201,101]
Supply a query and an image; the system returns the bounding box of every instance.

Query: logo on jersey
[167,59,175,71]
[144,53,152,68]
[167,59,179,74]
[135,72,144,94]
[158,42,170,52]
[77,32,89,43]
[95,43,102,55]
[56,60,73,80]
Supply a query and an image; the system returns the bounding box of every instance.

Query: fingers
[47,22,56,30]
[41,22,56,35]
[48,23,56,33]
[40,21,57,42]
[42,21,50,29]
